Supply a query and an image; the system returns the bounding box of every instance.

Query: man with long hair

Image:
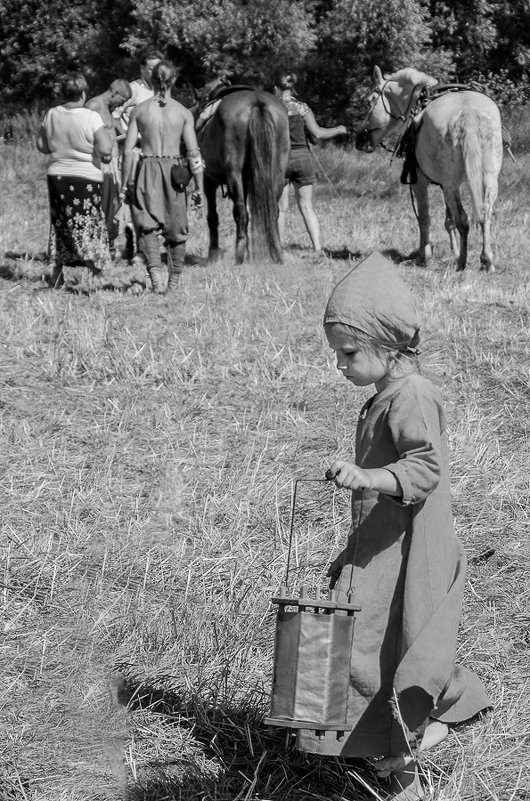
[122,60,204,294]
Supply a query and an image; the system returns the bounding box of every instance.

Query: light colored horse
[356,66,503,271]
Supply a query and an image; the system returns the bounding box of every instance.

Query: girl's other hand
[326,460,372,490]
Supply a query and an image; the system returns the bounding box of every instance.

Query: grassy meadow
[1,119,529,801]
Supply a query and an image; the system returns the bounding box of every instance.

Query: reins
[358,80,415,152]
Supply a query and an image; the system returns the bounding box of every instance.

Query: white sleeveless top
[42,106,105,181]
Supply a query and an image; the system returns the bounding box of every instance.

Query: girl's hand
[326,460,372,490]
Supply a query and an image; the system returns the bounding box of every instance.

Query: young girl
[297,253,490,800]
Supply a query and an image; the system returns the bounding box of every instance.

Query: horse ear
[373,66,384,86]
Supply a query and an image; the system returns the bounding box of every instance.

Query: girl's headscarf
[324,252,420,347]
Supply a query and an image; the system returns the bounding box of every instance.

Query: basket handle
[284,473,362,601]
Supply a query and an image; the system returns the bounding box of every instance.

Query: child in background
[297,253,490,800]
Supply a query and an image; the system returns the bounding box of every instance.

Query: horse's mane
[385,68,438,88]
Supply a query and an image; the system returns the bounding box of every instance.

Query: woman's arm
[94,125,113,164]
[36,125,50,154]
[121,110,139,188]
[304,109,347,142]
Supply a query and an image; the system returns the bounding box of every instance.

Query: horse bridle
[359,80,413,152]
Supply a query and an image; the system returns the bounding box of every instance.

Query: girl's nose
[336,354,348,371]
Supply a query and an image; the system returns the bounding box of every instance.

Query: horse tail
[461,103,502,224]
[247,96,285,262]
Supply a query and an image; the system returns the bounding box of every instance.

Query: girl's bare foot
[373,721,449,798]
[387,762,425,799]
[375,752,414,779]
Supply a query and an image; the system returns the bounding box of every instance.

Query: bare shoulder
[135,97,152,114]
[170,99,193,119]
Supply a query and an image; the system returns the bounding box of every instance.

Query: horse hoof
[208,248,224,263]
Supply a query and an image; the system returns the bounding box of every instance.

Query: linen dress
[298,372,490,757]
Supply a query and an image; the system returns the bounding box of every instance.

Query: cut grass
[1,139,529,800]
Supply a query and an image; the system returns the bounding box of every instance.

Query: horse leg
[479,180,498,272]
[227,173,248,264]
[480,221,495,272]
[443,187,469,271]
[444,203,460,260]
[204,175,222,261]
[411,174,432,265]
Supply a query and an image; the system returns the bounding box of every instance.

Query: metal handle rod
[284,478,328,587]
[283,476,363,602]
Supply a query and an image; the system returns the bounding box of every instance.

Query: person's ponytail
[157,77,167,106]
[152,60,177,107]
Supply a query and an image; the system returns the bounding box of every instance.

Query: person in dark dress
[300,252,490,799]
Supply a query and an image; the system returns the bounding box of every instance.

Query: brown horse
[356,67,504,271]
[197,89,290,264]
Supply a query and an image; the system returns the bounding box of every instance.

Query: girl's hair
[325,321,421,374]
[60,72,88,102]
[277,73,297,92]
[152,60,177,106]
[140,48,164,66]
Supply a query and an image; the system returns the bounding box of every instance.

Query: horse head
[355,66,438,152]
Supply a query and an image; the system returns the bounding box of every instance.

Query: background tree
[0,0,133,105]
[123,0,316,94]
[302,0,454,124]
[1,0,529,119]
[427,0,500,80]
[426,0,530,107]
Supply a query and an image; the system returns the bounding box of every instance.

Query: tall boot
[167,242,185,291]
[148,265,166,294]
[139,231,167,294]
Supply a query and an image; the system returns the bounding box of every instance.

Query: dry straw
[1,140,529,800]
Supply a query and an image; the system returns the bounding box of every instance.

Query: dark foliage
[0,0,529,123]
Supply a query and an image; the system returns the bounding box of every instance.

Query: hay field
[1,135,529,801]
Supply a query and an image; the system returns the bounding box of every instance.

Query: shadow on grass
[118,679,378,801]
[0,252,49,282]
[0,768,29,801]
[0,249,209,293]
[0,251,149,294]
[284,244,364,261]
[323,247,363,261]
[321,246,418,265]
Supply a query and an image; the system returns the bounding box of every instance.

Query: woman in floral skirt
[37,72,113,287]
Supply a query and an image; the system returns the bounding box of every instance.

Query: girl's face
[326,325,392,392]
